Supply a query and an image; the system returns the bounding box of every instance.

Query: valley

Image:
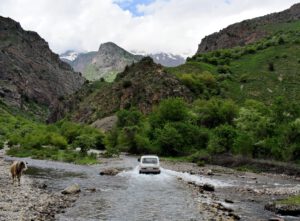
[1,2,300,220]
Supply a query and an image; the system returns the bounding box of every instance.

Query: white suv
[138,155,161,174]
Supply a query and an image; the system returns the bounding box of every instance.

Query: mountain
[196,3,300,54]
[66,42,142,82]
[130,50,186,67]
[167,11,300,105]
[60,49,185,80]
[0,16,85,119]
[60,50,80,63]
[67,57,193,123]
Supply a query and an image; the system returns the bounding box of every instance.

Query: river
[4,154,300,221]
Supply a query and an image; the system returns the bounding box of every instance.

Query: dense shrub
[208,124,237,154]
[193,98,238,128]
[117,109,142,127]
[155,124,184,156]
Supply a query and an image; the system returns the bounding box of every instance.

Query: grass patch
[277,195,300,206]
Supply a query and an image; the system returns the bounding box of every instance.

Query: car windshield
[142,158,158,164]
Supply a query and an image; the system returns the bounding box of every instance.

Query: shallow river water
[5,155,300,221]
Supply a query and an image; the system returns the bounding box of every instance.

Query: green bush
[155,124,184,156]
[217,65,231,74]
[73,134,97,154]
[232,132,254,157]
[188,149,211,163]
[193,98,238,128]
[46,133,68,149]
[208,124,237,154]
[117,109,142,127]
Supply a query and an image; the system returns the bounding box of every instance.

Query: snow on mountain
[60,50,80,62]
[130,51,185,67]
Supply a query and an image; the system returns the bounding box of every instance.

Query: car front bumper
[139,168,161,174]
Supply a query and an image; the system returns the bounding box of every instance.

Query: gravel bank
[0,152,78,221]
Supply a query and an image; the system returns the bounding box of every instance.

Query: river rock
[62,184,81,194]
[265,202,300,216]
[99,168,120,176]
[206,169,214,176]
[203,183,215,192]
[225,199,234,204]
[229,212,241,220]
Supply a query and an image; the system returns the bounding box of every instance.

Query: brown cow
[10,161,27,185]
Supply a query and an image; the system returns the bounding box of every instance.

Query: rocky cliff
[70,42,142,82]
[196,3,300,54]
[0,16,85,119]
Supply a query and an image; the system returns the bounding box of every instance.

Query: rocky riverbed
[1,150,299,221]
[0,151,78,221]
[161,160,300,220]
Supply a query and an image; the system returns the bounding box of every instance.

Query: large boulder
[61,184,81,194]
[99,168,121,176]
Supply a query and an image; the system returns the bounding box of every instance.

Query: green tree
[208,124,237,154]
[193,98,238,128]
[156,124,184,156]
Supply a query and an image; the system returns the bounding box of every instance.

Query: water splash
[118,166,233,187]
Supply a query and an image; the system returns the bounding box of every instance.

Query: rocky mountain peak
[99,42,121,52]
[69,42,142,81]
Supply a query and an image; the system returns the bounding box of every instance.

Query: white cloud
[0,0,299,56]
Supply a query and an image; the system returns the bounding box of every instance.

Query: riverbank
[161,159,300,220]
[0,151,78,221]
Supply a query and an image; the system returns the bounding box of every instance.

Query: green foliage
[232,132,254,157]
[193,98,238,128]
[188,149,211,163]
[0,108,103,164]
[208,124,237,154]
[156,98,189,123]
[6,146,98,165]
[73,134,96,154]
[0,139,4,149]
[117,109,142,127]
[155,123,184,156]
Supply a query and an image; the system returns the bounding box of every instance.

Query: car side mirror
[137,158,140,162]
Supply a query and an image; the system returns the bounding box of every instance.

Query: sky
[0,0,299,56]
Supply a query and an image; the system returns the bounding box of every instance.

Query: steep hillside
[168,20,300,104]
[0,16,85,120]
[70,42,142,82]
[69,57,193,123]
[196,3,300,54]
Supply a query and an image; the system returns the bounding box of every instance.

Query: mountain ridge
[196,3,300,54]
[0,16,85,120]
